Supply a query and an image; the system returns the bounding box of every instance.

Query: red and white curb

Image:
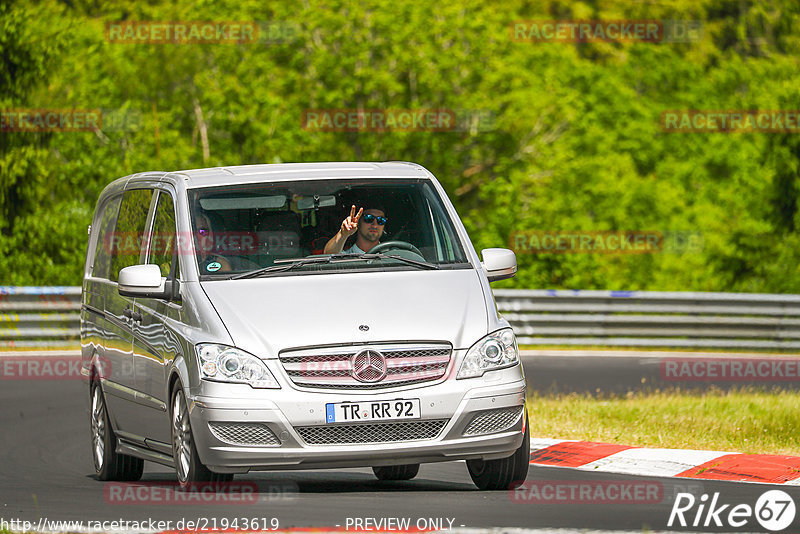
[529,439,800,485]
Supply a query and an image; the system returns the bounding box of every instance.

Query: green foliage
[1,0,799,291]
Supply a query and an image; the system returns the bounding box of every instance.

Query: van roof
[167,161,432,188]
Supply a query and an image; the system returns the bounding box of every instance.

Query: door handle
[124,307,142,322]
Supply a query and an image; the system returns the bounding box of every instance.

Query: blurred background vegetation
[1,0,799,291]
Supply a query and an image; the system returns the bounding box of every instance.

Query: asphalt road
[521,350,800,395]
[1,354,800,533]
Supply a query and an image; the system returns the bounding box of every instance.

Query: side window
[434,215,456,260]
[427,200,455,262]
[149,191,179,278]
[423,185,465,262]
[91,195,122,280]
[109,189,153,282]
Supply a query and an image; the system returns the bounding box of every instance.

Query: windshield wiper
[230,255,341,279]
[229,252,438,280]
[353,253,440,270]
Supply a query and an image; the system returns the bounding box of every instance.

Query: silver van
[81,162,528,490]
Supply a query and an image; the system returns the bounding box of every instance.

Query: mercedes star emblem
[351,349,387,383]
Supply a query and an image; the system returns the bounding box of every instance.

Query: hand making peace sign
[340,205,363,237]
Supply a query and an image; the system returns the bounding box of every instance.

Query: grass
[0,344,80,352]
[526,387,800,455]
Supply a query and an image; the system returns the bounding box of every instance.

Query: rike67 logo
[668,490,796,531]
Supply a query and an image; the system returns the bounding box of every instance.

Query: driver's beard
[360,229,381,244]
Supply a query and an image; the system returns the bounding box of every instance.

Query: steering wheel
[369,241,424,257]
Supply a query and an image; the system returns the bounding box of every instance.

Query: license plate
[325,399,421,423]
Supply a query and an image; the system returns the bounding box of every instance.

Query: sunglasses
[362,214,388,225]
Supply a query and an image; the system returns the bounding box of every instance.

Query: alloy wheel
[91,386,106,471]
[172,391,192,482]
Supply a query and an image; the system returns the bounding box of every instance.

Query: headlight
[457,328,519,379]
[196,344,280,389]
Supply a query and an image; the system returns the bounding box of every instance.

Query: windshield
[187,178,470,278]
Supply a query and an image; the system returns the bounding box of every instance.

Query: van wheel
[372,464,420,481]
[466,414,530,490]
[171,383,233,486]
[90,380,144,481]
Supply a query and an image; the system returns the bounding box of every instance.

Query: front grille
[280,344,452,389]
[296,419,448,445]
[208,422,281,446]
[463,406,524,436]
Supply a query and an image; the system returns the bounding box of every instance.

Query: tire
[372,464,420,481]
[466,413,530,490]
[90,380,144,481]
[171,382,233,487]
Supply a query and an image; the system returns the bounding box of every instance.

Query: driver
[195,211,232,273]
[323,205,387,254]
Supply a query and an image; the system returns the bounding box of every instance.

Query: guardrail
[4,287,800,351]
[0,287,81,348]
[495,289,800,350]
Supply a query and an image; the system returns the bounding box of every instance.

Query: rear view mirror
[297,195,337,210]
[118,264,179,300]
[480,248,517,282]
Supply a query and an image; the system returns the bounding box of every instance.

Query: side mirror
[118,264,179,300]
[480,248,517,282]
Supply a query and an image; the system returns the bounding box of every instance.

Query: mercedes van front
[81,162,528,490]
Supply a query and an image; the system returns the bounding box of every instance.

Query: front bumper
[187,370,526,473]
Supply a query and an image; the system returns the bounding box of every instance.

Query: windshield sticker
[206,261,221,272]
